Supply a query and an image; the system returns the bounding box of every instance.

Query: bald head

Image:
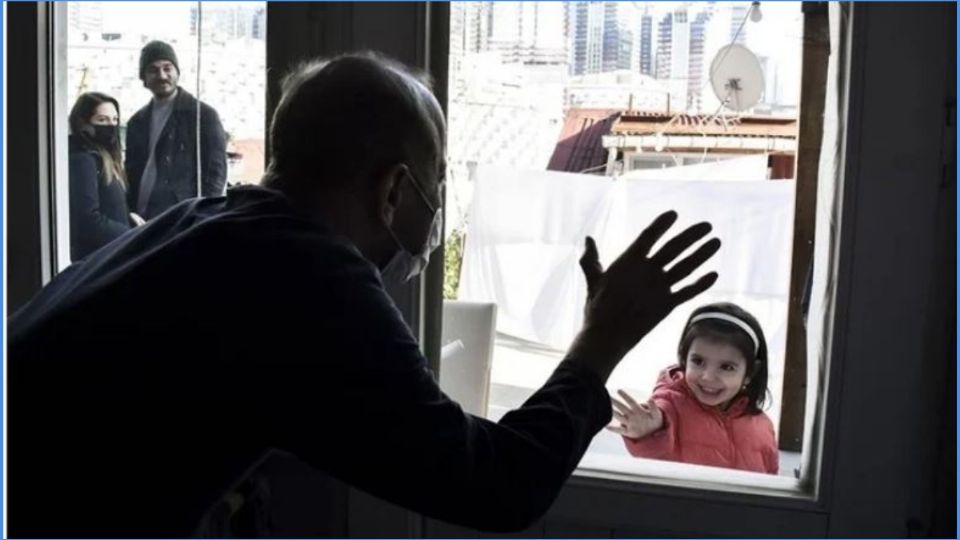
[263,52,445,195]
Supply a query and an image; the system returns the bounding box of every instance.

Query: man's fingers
[579,236,603,296]
[617,389,642,410]
[672,272,719,306]
[664,238,721,284]
[623,210,678,260]
[612,410,628,423]
[650,222,712,268]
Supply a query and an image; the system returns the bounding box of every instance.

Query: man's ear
[377,164,408,225]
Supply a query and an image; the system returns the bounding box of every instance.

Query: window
[440,1,816,493]
[56,1,265,269]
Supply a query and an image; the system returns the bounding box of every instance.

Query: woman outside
[68,92,145,260]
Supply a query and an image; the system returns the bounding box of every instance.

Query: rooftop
[612,111,798,138]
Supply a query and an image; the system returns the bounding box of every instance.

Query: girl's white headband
[688,312,760,353]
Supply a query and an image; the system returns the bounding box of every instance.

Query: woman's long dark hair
[69,92,126,188]
[677,302,769,414]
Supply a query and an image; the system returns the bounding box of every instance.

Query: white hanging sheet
[460,163,796,429]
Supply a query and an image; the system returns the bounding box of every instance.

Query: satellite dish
[709,44,765,112]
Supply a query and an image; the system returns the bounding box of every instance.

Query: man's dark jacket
[8,186,611,538]
[125,87,227,219]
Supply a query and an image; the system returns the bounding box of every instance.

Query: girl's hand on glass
[607,389,663,440]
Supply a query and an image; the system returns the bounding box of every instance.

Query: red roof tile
[547,109,621,173]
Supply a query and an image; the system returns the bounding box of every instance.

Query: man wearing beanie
[125,40,227,220]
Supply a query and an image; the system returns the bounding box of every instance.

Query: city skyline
[65,1,802,192]
[444,1,804,233]
[452,1,802,110]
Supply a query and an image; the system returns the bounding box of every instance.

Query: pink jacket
[622,366,779,474]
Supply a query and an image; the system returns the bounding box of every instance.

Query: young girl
[609,302,779,474]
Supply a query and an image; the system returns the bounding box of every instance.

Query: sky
[100,2,194,36]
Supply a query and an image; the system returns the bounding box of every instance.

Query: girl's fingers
[611,397,631,415]
[617,389,643,410]
[605,424,627,435]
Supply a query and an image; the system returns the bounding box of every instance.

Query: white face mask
[381,170,443,283]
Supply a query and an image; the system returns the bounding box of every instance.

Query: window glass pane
[195,2,267,186]
[62,1,265,267]
[442,1,807,487]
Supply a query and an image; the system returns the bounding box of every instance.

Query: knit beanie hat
[139,40,179,79]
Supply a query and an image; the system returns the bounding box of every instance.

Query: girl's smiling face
[683,337,750,409]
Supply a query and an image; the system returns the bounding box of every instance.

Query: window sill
[568,456,825,513]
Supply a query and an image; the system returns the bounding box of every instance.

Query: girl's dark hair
[69,92,125,187]
[677,302,769,414]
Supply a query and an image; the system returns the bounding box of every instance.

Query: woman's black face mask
[90,124,119,147]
